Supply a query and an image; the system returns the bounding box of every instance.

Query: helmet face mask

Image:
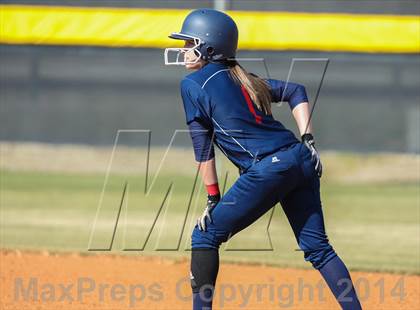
[164,34,202,66]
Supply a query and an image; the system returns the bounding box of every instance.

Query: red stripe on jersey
[241,85,262,124]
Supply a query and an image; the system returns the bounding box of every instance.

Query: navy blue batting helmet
[166,9,238,64]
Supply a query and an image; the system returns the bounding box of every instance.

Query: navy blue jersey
[180,62,308,170]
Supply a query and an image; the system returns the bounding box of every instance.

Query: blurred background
[0,0,419,277]
[1,0,419,152]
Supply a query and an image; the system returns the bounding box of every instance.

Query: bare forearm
[292,102,312,136]
[197,158,218,185]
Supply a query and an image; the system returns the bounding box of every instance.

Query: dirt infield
[1,250,419,310]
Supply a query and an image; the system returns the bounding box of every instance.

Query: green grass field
[1,147,419,274]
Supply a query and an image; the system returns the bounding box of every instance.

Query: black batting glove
[302,133,323,178]
[197,193,220,231]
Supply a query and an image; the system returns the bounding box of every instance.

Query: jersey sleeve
[265,78,309,110]
[188,120,215,162]
[180,78,212,126]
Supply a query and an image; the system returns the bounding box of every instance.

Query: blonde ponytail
[229,62,272,115]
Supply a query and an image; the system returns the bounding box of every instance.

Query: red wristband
[206,183,220,196]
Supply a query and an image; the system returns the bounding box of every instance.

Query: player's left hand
[197,194,220,231]
[302,133,323,178]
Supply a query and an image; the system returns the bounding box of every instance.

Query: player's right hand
[197,194,220,231]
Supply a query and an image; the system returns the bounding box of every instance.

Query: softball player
[165,9,362,310]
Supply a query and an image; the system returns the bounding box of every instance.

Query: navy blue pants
[192,142,337,270]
